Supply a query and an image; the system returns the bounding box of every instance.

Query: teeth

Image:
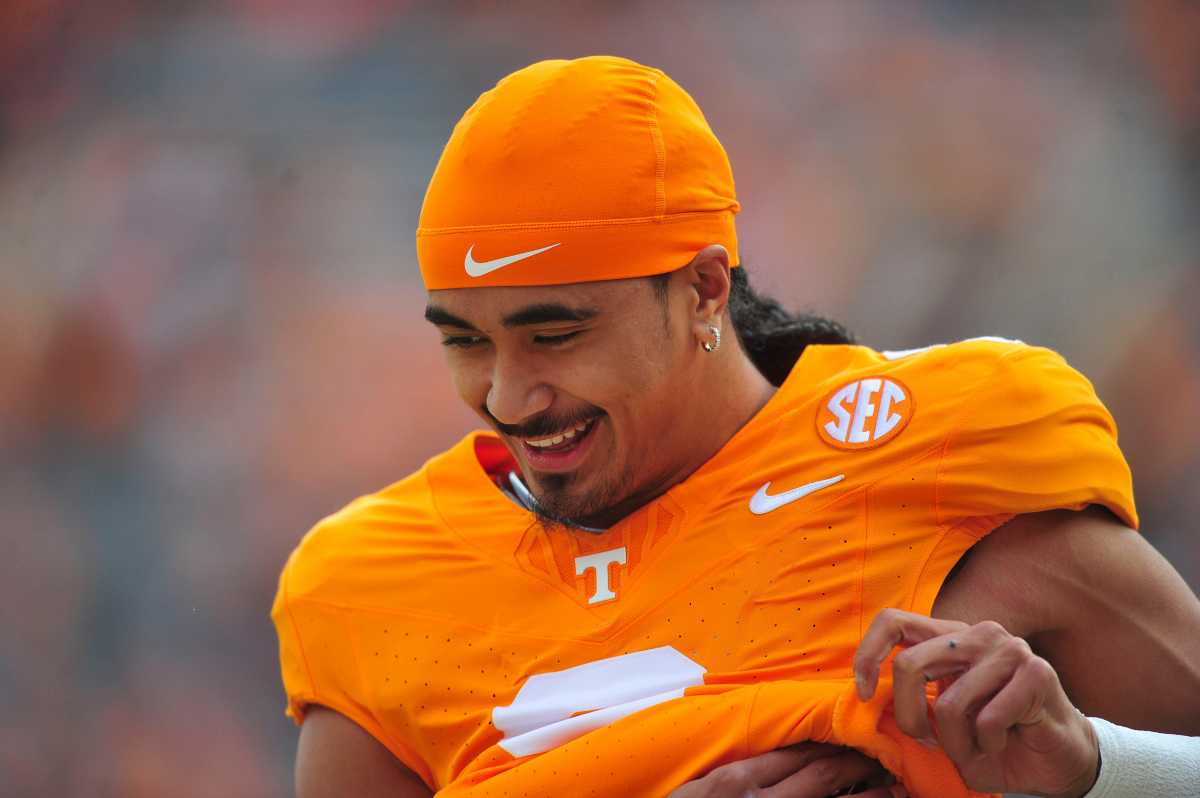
[525,420,592,448]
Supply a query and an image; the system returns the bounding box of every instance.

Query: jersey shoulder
[878,337,1135,527]
[778,337,1136,528]
[279,430,530,611]
[791,336,1102,425]
[280,465,440,608]
[876,336,1097,402]
[869,337,1117,448]
[279,433,494,609]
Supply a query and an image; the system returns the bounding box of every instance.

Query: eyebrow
[423,303,600,330]
[424,305,478,330]
[500,303,599,327]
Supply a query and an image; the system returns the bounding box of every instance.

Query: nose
[486,351,554,427]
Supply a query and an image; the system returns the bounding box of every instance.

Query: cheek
[629,326,682,381]
[597,338,680,412]
[445,355,490,411]
[630,340,694,426]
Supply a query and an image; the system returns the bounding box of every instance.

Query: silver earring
[702,324,721,353]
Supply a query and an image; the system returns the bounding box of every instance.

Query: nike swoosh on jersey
[749,473,845,515]
[464,242,562,277]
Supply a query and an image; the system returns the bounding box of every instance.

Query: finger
[761,751,886,798]
[932,636,1032,764]
[890,641,970,744]
[855,609,969,700]
[888,620,1011,744]
[975,654,1058,755]
[729,744,849,788]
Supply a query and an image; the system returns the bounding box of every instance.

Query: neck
[682,346,778,472]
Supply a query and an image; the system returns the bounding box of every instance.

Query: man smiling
[271,56,1200,797]
[421,269,776,530]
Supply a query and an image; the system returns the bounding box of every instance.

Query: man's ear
[679,244,732,330]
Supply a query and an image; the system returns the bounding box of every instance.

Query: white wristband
[1082,716,1200,798]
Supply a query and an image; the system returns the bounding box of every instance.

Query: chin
[533,485,597,523]
[529,473,620,530]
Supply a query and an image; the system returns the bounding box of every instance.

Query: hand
[667,742,905,798]
[853,609,1100,798]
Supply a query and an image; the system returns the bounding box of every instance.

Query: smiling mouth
[522,418,595,450]
[511,416,604,474]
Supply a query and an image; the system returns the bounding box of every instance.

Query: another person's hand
[853,609,1099,798]
[666,742,904,798]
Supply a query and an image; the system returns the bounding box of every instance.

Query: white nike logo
[464,242,561,277]
[749,474,845,515]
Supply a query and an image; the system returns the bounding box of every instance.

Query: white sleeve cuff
[1082,716,1200,798]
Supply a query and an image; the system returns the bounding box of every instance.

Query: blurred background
[1,1,1197,795]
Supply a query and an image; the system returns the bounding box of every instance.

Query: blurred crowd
[1,2,1197,796]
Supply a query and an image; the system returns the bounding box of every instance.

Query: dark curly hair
[725,266,854,385]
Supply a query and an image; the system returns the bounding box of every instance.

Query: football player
[272,56,1200,797]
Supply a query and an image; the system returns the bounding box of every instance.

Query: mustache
[485,406,605,439]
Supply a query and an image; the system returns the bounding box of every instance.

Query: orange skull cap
[417,55,741,289]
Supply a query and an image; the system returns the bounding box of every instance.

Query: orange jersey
[271,339,1137,796]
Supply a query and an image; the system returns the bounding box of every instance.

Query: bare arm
[296,706,432,798]
[932,507,1200,734]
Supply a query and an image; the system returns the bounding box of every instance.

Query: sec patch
[818,376,913,450]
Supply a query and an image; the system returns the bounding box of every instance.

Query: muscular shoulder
[934,507,1200,732]
[932,507,1127,636]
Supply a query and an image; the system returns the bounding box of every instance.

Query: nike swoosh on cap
[749,474,845,516]
[464,243,562,277]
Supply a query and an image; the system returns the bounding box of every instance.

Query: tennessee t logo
[574,547,627,604]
